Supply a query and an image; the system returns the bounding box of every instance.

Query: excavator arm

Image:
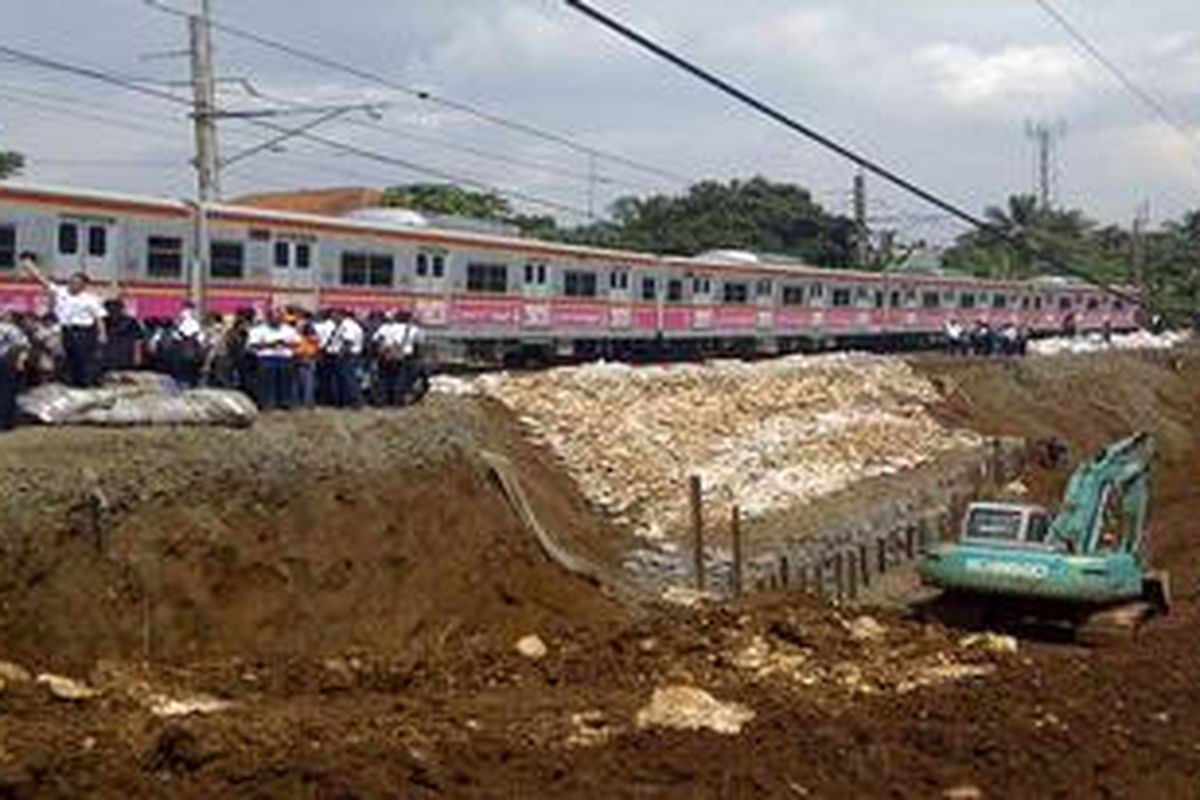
[1047,432,1152,560]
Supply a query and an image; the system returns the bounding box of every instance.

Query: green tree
[0,151,24,180]
[381,184,512,220]
[567,177,856,267]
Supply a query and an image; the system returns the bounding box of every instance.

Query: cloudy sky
[3,0,1199,242]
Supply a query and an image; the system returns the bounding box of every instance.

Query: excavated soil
[0,350,1197,798]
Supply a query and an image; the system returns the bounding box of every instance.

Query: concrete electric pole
[853,171,868,268]
[189,0,218,310]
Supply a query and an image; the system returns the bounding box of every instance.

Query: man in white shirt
[170,302,207,388]
[21,252,107,387]
[246,310,300,410]
[325,308,364,408]
[312,310,337,405]
[943,317,965,356]
[372,310,426,406]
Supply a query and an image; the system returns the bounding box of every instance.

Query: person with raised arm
[20,252,107,387]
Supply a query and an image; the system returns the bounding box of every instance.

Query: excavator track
[1075,601,1156,647]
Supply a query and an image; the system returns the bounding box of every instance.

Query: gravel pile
[478,354,981,541]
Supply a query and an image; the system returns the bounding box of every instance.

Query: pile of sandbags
[1029,329,1189,356]
[479,353,981,540]
[18,372,257,428]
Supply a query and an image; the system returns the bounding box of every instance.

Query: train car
[0,182,1137,363]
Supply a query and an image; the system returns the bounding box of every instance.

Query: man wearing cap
[21,252,107,387]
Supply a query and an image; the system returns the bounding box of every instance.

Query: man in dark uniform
[0,310,29,431]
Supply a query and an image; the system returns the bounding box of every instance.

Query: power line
[0,42,597,219]
[141,0,690,186]
[235,87,658,192]
[1032,0,1200,156]
[562,0,1145,307]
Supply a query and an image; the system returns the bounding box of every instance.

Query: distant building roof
[231,186,384,216]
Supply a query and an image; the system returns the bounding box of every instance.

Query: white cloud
[916,42,1088,107]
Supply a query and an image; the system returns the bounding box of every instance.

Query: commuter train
[0,182,1135,362]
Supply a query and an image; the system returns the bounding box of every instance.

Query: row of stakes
[688,474,944,604]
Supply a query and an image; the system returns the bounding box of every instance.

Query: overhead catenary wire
[1032,0,1200,160]
[0,42,598,220]
[141,0,689,186]
[562,0,1145,308]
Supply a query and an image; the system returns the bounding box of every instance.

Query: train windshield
[965,507,1025,542]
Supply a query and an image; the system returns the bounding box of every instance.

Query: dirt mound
[0,396,623,669]
[2,350,1200,798]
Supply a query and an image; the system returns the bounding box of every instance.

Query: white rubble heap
[475,353,982,541]
[1029,329,1189,356]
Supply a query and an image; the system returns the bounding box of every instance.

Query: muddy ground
[0,350,1196,798]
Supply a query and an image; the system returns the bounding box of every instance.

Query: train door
[609,265,632,329]
[271,236,317,308]
[521,258,551,328]
[56,217,118,282]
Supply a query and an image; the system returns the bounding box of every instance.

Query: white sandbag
[18,379,257,428]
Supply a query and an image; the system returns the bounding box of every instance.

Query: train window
[609,270,629,291]
[904,288,917,302]
[87,226,107,258]
[1034,297,1044,310]
[692,276,712,295]
[1086,298,1101,311]
[960,293,976,309]
[922,292,940,308]
[874,291,884,309]
[274,241,291,268]
[58,223,78,255]
[942,291,956,303]
[564,270,598,298]
[295,243,311,269]
[992,294,1007,309]
[368,255,394,287]
[855,287,869,302]
[1020,296,1030,310]
[416,253,429,277]
[722,282,749,304]
[1113,300,1124,312]
[467,263,508,293]
[641,277,657,301]
[1058,296,1072,311]
[782,286,805,306]
[434,255,446,278]
[810,283,825,300]
[832,288,852,307]
[0,225,14,269]
[210,241,245,279]
[341,253,369,286]
[756,279,773,297]
[667,279,684,303]
[524,262,547,285]
[146,236,183,278]
[889,290,901,308]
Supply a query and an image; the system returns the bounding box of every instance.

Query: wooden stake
[689,475,705,591]
[730,505,744,597]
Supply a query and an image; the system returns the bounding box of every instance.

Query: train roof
[0,182,1121,292]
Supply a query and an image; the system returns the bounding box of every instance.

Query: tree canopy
[0,151,24,180]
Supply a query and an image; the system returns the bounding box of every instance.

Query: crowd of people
[0,254,427,432]
[941,318,1032,357]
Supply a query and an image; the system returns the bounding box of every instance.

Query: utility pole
[853,171,868,267]
[1131,200,1150,314]
[1025,119,1066,210]
[189,0,218,310]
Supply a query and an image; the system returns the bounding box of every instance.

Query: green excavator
[919,432,1170,644]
